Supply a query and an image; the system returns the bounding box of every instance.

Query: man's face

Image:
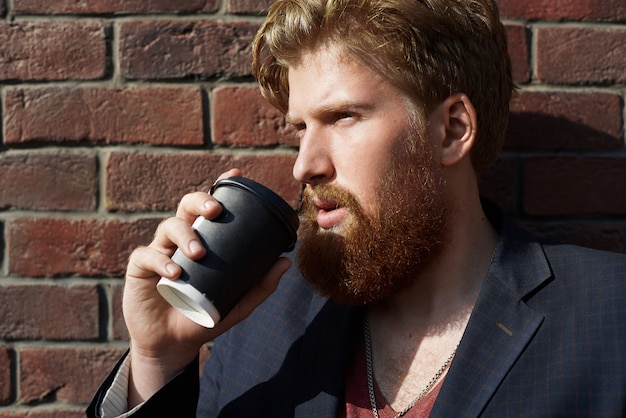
[287,44,449,305]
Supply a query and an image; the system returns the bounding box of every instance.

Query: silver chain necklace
[364,316,458,418]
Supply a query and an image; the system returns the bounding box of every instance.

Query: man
[89,0,626,416]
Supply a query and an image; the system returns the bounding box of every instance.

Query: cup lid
[211,176,299,249]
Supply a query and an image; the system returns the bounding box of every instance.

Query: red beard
[296,137,449,306]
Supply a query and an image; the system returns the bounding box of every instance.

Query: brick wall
[0,0,624,415]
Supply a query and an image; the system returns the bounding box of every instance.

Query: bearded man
[89,0,626,417]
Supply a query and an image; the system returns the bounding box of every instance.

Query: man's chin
[296,154,448,307]
[315,224,348,237]
[296,232,390,306]
[310,212,356,236]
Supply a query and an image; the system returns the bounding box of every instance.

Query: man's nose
[292,127,335,186]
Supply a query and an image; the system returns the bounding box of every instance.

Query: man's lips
[312,198,349,229]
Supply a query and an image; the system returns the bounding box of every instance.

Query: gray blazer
[89,203,626,417]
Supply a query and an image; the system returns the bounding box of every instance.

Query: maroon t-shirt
[340,339,443,418]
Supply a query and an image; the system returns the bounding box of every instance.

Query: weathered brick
[478,156,517,214]
[0,21,107,81]
[119,20,259,80]
[105,152,300,211]
[0,347,12,404]
[505,25,530,84]
[0,222,4,267]
[522,222,624,253]
[507,91,622,150]
[111,284,128,341]
[497,0,626,21]
[0,0,620,416]
[213,87,298,147]
[0,152,96,211]
[537,27,626,84]
[523,157,626,216]
[19,347,125,404]
[0,285,99,340]
[4,87,203,146]
[8,218,159,277]
[14,0,217,14]
[227,0,274,14]
[0,409,85,418]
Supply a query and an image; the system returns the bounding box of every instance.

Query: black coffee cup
[157,176,299,328]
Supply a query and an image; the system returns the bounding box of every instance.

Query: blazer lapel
[294,293,358,418]
[431,219,553,417]
[432,273,545,417]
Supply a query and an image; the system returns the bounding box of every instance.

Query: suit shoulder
[542,243,626,274]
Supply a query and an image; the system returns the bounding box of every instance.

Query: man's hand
[122,168,292,407]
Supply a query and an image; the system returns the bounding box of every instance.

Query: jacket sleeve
[86,351,200,418]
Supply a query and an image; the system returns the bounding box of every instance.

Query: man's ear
[436,93,477,167]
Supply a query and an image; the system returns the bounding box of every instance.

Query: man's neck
[366,199,499,411]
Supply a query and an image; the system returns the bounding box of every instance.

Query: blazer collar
[431,201,553,417]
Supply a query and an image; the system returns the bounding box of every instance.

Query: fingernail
[165,262,179,276]
[189,240,204,254]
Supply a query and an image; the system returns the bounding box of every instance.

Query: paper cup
[157,176,299,328]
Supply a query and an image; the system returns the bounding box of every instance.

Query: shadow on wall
[479,112,626,254]
[506,111,622,151]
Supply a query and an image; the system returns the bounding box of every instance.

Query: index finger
[174,169,244,223]
[175,192,222,225]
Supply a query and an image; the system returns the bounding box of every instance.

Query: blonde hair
[253,0,514,175]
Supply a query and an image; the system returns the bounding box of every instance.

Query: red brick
[105,152,300,211]
[478,156,517,214]
[19,347,125,404]
[497,0,626,21]
[0,285,99,340]
[4,87,203,146]
[505,25,530,84]
[213,87,298,147]
[227,0,274,14]
[507,91,622,150]
[0,21,106,81]
[521,222,624,254]
[0,409,85,418]
[119,20,259,80]
[537,27,626,84]
[111,284,128,341]
[8,218,159,277]
[523,157,626,216]
[14,0,217,14]
[0,347,12,404]
[0,152,96,211]
[0,221,3,266]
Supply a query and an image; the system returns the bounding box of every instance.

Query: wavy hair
[253,0,514,175]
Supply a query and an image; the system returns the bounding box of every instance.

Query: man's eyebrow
[285,102,374,124]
